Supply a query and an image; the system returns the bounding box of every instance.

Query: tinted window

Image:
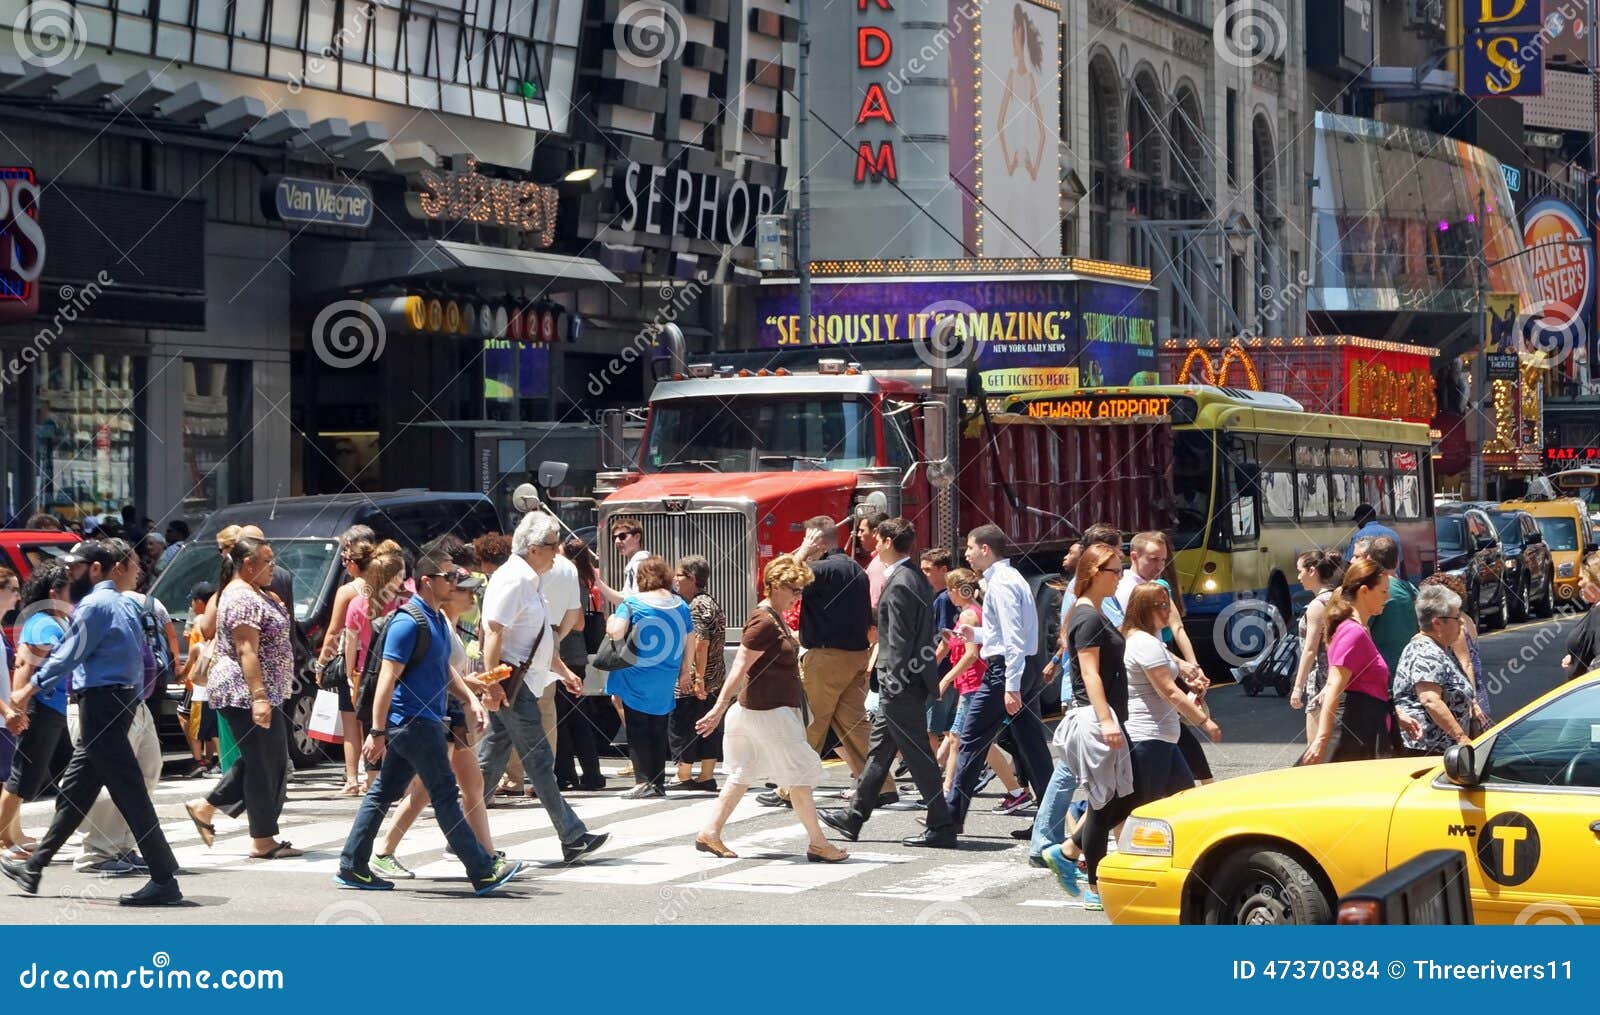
[1537,516,1579,551]
[1492,514,1523,547]
[151,539,338,625]
[1435,516,1466,552]
[1484,683,1600,789]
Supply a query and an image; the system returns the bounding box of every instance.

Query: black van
[149,491,502,768]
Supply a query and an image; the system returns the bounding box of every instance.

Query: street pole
[1472,187,1487,501]
[795,0,812,347]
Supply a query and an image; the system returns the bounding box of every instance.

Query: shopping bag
[308,688,345,745]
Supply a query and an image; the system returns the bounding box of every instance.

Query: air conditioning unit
[1406,0,1446,32]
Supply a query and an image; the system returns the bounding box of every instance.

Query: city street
[8,612,1581,926]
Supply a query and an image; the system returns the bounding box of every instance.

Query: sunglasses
[613,532,639,541]
[427,570,472,584]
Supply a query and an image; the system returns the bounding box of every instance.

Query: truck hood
[605,470,861,511]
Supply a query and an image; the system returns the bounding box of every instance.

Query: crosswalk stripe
[858,860,1039,902]
[695,851,911,895]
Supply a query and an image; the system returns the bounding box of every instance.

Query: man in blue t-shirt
[1346,504,1404,577]
[336,537,519,896]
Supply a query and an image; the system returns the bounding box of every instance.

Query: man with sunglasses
[597,520,649,606]
[478,512,609,864]
[336,537,522,895]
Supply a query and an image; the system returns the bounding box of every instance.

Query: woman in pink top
[1304,558,1417,764]
[340,543,405,792]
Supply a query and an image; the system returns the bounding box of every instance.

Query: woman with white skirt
[693,554,848,863]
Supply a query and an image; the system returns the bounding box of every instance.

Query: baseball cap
[57,542,91,564]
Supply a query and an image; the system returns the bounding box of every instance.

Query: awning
[295,239,620,296]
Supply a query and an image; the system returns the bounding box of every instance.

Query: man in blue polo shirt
[0,540,182,906]
[336,537,519,896]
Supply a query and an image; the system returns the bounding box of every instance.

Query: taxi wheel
[1203,848,1332,925]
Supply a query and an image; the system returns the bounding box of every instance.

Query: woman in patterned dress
[1392,585,1477,756]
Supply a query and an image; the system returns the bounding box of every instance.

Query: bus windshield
[1536,516,1580,551]
[643,396,876,473]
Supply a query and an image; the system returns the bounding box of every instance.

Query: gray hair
[1351,537,1373,560]
[511,511,562,557]
[1415,584,1462,628]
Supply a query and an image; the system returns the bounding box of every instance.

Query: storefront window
[35,350,138,523]
[182,359,248,515]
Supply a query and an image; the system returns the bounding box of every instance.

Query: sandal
[340,782,361,797]
[184,802,216,848]
[806,843,849,864]
[250,841,303,860]
[1,843,34,862]
[694,834,738,859]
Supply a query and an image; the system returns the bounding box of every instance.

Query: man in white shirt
[477,512,608,863]
[598,519,650,605]
[1115,531,1167,610]
[946,524,1054,829]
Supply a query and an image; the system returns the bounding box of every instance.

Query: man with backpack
[65,581,179,877]
[336,538,521,895]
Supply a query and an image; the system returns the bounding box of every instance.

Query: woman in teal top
[605,555,692,798]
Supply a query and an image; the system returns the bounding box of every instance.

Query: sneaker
[119,852,148,873]
[994,789,1033,815]
[622,783,665,799]
[76,857,139,878]
[1082,885,1103,911]
[371,854,414,880]
[333,868,394,891]
[473,857,524,897]
[1041,844,1082,897]
[184,761,210,779]
[973,766,997,794]
[757,790,792,808]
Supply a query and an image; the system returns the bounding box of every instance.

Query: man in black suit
[819,517,959,848]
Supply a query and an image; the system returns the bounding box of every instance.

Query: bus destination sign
[1017,394,1191,422]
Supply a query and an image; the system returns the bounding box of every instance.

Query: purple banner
[755,277,1157,391]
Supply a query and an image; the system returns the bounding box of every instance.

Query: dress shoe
[902,828,959,849]
[0,856,40,895]
[561,832,611,864]
[917,816,963,835]
[119,878,183,906]
[756,790,791,808]
[1009,827,1033,839]
[694,834,737,859]
[817,808,861,842]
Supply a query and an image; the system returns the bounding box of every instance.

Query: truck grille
[603,508,754,638]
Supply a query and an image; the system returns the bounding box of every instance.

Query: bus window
[1361,474,1392,518]
[1295,439,1330,522]
[1330,441,1360,520]
[1259,438,1295,523]
[1392,449,1422,520]
[1226,436,1259,544]
[1171,430,1215,551]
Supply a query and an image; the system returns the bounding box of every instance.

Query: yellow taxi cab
[1499,497,1596,605]
[1097,672,1600,924]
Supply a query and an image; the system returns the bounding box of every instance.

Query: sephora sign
[0,167,45,322]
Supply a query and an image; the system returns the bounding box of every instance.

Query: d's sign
[1522,198,1593,328]
[0,167,44,321]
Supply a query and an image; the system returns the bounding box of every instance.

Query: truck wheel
[285,687,325,770]
[1201,847,1333,925]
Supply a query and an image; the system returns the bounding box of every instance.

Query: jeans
[29,687,179,883]
[341,718,494,880]
[945,659,1055,826]
[207,707,290,839]
[71,699,162,863]
[477,684,588,846]
[1028,759,1079,859]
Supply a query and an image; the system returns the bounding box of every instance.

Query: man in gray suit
[819,517,959,848]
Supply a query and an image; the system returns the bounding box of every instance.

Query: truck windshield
[643,396,876,472]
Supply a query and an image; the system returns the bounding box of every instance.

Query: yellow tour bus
[1003,385,1437,667]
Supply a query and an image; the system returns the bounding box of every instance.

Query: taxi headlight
[1121,817,1174,857]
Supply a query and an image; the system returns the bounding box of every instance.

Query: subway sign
[1462,0,1545,97]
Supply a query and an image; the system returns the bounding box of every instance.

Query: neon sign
[1021,396,1174,421]
[854,0,897,183]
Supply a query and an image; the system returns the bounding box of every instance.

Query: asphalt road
[6,612,1579,926]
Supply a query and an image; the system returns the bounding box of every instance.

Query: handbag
[582,609,607,655]
[317,631,349,692]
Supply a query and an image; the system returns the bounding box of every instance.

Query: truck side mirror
[537,460,569,488]
[601,409,626,471]
[511,482,543,514]
[922,400,954,490]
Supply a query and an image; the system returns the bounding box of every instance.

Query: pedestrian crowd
[1,498,1582,913]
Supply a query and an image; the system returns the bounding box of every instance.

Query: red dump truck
[592,345,1174,661]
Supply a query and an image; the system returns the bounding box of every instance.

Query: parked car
[1434,505,1507,629]
[1485,507,1556,621]
[1499,496,1599,608]
[0,530,81,640]
[147,491,503,768]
